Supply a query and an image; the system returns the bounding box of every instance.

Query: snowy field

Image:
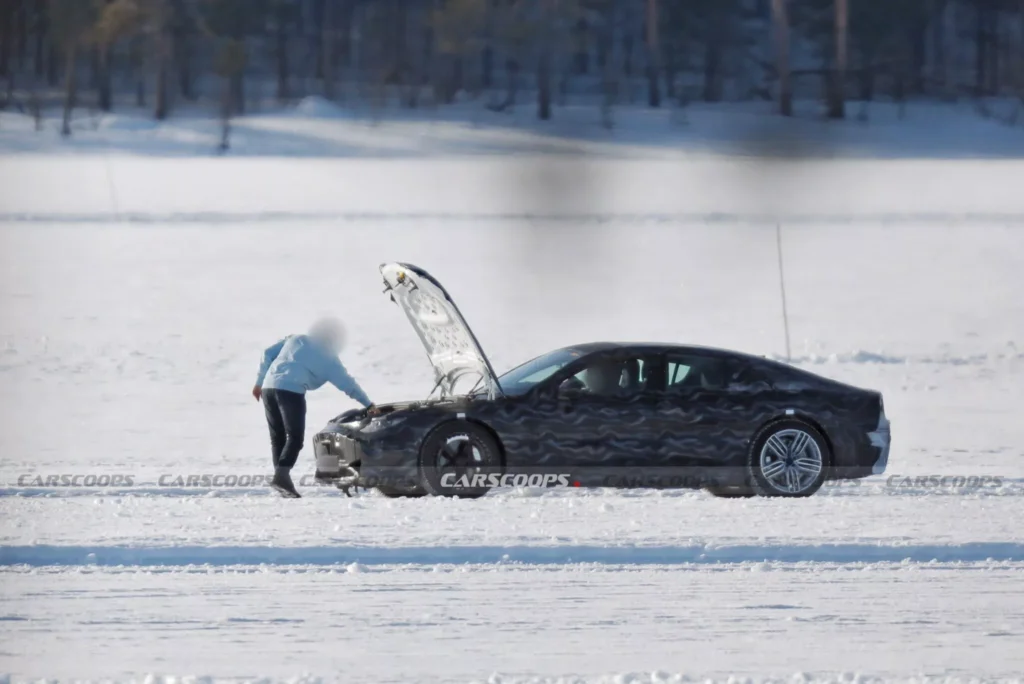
[2,106,1024,682]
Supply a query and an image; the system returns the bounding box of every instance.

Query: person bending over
[253,317,372,498]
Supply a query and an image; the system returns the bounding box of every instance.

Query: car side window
[665,355,731,392]
[565,355,655,398]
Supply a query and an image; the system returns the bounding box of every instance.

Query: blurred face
[310,318,345,354]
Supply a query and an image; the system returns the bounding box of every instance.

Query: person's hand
[252,385,262,402]
[366,404,381,416]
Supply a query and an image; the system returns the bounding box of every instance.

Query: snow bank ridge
[778,349,1024,366]
[5,210,1024,224]
[1,674,1021,684]
[4,541,1024,568]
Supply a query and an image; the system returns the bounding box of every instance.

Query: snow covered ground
[1,105,1024,682]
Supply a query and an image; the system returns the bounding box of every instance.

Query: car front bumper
[312,426,420,489]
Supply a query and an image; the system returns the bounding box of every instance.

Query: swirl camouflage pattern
[313,263,891,498]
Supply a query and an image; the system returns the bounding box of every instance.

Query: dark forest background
[1,0,1023,138]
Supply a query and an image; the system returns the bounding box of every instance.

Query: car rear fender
[754,411,836,469]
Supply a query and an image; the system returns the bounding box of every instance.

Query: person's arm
[325,356,372,408]
[253,338,287,400]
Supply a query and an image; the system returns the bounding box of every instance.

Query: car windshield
[496,348,582,396]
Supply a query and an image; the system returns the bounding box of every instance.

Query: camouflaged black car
[313,263,891,499]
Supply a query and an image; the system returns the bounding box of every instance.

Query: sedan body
[313,264,890,498]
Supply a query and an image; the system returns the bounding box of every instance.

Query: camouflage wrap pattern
[312,345,886,491]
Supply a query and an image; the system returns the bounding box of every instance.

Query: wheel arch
[464,418,508,472]
[419,416,508,471]
[755,411,836,467]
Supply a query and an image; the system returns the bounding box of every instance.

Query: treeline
[1,0,1023,137]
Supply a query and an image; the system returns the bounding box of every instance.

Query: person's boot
[270,467,301,498]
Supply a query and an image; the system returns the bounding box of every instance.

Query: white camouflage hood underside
[380,263,503,399]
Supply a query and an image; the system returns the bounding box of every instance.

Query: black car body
[313,263,891,498]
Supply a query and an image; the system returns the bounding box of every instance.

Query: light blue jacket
[256,334,372,407]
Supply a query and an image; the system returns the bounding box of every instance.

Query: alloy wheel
[758,428,824,494]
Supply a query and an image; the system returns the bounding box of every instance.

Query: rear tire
[747,418,829,498]
[418,421,501,499]
[705,485,757,498]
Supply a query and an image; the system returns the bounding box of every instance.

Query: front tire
[376,485,427,498]
[747,419,829,498]
[418,421,502,499]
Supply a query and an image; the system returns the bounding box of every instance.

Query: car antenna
[776,222,793,362]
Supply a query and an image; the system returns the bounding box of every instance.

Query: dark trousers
[263,388,306,470]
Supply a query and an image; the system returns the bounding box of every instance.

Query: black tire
[376,485,428,498]
[705,485,757,498]
[747,418,830,498]
[418,421,502,499]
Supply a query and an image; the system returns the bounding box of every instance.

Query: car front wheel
[418,421,502,499]
[747,419,829,497]
[376,485,428,498]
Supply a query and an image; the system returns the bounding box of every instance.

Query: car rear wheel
[748,419,829,497]
[418,421,501,499]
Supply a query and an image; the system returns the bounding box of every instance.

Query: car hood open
[380,262,504,399]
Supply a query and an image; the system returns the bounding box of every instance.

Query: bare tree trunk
[504,57,519,108]
[771,0,792,116]
[536,0,552,119]
[975,0,987,95]
[645,0,661,107]
[702,41,722,101]
[322,0,335,99]
[537,49,551,119]
[481,1,494,90]
[97,46,112,111]
[599,12,615,128]
[154,32,168,120]
[931,0,947,94]
[827,0,847,118]
[573,18,587,75]
[88,45,99,89]
[276,3,289,102]
[29,77,41,129]
[623,34,633,78]
[61,42,77,137]
[176,23,193,100]
[231,70,244,114]
[34,0,46,77]
[481,44,493,88]
[0,0,12,78]
[987,4,999,93]
[911,23,926,94]
[859,52,875,101]
[219,76,231,152]
[338,0,354,101]
[664,51,676,101]
[15,0,28,70]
